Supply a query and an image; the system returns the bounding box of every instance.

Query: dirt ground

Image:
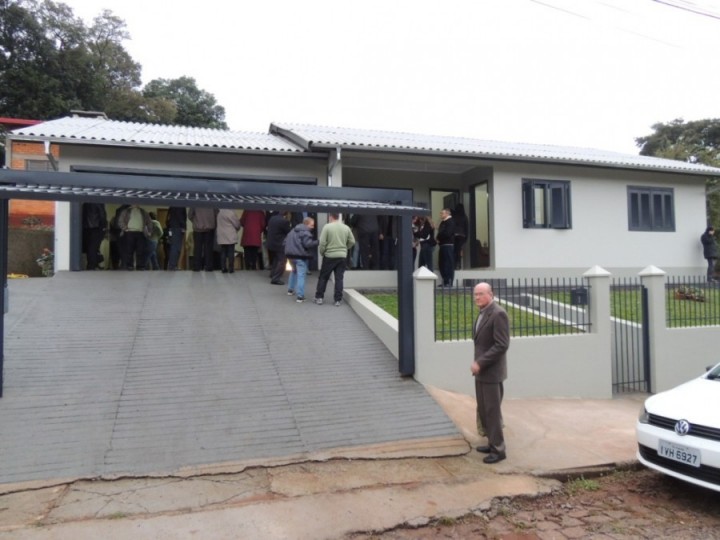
[347,467,720,539]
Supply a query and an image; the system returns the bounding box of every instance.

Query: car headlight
[638,406,650,424]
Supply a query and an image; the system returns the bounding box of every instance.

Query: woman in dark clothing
[701,226,718,282]
[413,216,436,272]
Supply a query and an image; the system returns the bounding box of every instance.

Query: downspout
[44,141,59,172]
[328,147,341,188]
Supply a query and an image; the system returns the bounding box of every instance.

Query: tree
[142,77,228,129]
[0,0,72,118]
[636,118,720,226]
[0,0,228,129]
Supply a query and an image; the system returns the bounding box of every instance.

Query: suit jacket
[473,300,510,383]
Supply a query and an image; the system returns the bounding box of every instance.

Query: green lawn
[364,291,588,340]
[364,284,720,341]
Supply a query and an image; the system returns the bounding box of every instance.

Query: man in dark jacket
[284,217,319,302]
[471,282,510,464]
[266,211,291,284]
[188,207,218,272]
[82,203,107,270]
[436,208,456,287]
[701,226,718,282]
[165,207,187,270]
[352,214,380,270]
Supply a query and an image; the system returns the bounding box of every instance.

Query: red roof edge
[0,117,42,128]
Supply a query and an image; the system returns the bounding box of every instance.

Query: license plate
[658,440,701,468]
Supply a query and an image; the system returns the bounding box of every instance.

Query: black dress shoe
[476,445,491,454]
[483,452,506,464]
[270,280,284,285]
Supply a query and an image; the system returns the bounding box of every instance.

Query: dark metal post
[397,214,415,375]
[641,285,651,393]
[0,199,7,397]
[70,202,82,271]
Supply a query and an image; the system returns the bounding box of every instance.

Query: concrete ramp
[0,271,464,487]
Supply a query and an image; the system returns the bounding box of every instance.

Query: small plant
[565,475,600,495]
[674,286,705,302]
[22,215,43,227]
[36,248,54,277]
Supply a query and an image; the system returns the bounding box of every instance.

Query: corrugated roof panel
[11,116,302,153]
[271,123,720,176]
[0,182,423,215]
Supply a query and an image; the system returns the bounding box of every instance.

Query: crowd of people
[81,203,471,290]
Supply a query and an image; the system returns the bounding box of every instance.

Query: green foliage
[35,247,53,276]
[564,476,600,495]
[636,118,720,226]
[143,76,228,129]
[611,286,720,327]
[364,291,584,340]
[0,0,228,129]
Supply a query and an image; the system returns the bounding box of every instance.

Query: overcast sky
[60,0,720,154]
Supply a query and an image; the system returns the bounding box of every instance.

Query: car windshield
[707,364,720,380]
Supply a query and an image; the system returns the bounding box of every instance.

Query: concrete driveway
[0,271,464,487]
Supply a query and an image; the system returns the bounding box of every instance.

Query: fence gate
[611,277,651,393]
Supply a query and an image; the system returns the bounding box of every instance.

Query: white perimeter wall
[347,264,720,399]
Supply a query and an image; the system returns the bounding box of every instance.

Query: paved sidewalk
[0,389,643,539]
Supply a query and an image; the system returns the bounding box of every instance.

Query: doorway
[470,182,490,268]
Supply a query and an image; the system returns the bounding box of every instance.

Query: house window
[627,186,675,232]
[522,179,571,229]
[25,160,53,171]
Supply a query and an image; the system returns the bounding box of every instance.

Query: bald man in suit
[471,282,510,464]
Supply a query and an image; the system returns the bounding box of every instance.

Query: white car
[636,363,720,492]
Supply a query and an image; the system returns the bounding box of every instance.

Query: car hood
[646,377,720,428]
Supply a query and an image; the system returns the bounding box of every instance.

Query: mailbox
[570,287,588,306]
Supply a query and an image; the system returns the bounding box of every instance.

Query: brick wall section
[9,140,57,228]
[13,142,46,155]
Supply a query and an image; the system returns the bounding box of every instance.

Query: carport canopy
[0,167,430,396]
[0,167,426,215]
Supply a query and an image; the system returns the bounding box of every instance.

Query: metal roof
[270,122,720,177]
[9,115,720,177]
[10,116,302,153]
[0,169,426,216]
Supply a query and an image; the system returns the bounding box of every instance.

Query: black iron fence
[435,278,592,341]
[610,277,649,393]
[666,275,720,328]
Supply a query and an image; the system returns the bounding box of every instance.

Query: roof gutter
[310,144,720,178]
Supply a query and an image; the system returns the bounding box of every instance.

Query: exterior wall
[7,141,57,228]
[653,326,720,391]
[23,142,712,278]
[4,140,57,275]
[58,145,327,182]
[348,265,720,399]
[344,289,398,357]
[641,269,720,392]
[491,162,707,276]
[412,266,613,399]
[344,157,707,277]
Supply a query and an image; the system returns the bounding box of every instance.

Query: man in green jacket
[314,213,356,307]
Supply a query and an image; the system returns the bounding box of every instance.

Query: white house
[5,113,720,277]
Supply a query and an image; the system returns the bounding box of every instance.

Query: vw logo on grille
[675,419,691,436]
